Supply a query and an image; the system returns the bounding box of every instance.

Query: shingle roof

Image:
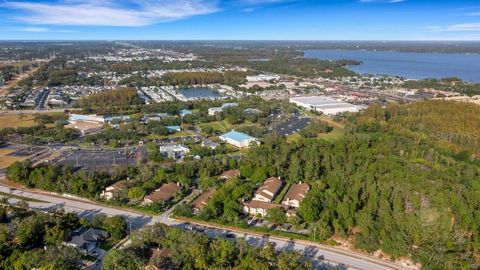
[243,200,285,210]
[255,177,283,201]
[282,183,310,203]
[145,183,181,202]
[219,169,240,179]
[191,190,215,211]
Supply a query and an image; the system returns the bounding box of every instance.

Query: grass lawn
[0,112,65,129]
[317,127,345,141]
[198,120,247,134]
[0,114,37,129]
[0,148,26,169]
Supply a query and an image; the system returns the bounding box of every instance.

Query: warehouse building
[219,130,259,148]
[290,96,363,115]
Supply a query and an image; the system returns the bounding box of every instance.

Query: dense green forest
[403,77,480,96]
[191,100,480,269]
[240,58,360,78]
[81,87,142,114]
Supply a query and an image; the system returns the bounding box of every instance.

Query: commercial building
[281,182,310,208]
[159,144,190,160]
[66,113,105,135]
[208,102,238,116]
[219,130,259,148]
[246,74,281,82]
[290,96,363,115]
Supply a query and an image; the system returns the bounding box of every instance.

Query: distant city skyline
[1,0,480,40]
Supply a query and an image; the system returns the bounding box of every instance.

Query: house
[219,169,241,180]
[202,139,220,150]
[166,125,181,132]
[143,183,181,204]
[244,108,262,114]
[100,179,132,200]
[104,115,131,124]
[243,200,284,217]
[219,130,259,148]
[208,103,238,116]
[159,144,190,160]
[66,228,109,254]
[191,190,215,214]
[253,177,283,203]
[179,109,193,117]
[281,182,310,208]
[208,107,223,116]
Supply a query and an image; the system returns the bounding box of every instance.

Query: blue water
[304,50,480,82]
[178,87,222,99]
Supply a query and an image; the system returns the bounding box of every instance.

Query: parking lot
[54,148,141,171]
[272,116,311,136]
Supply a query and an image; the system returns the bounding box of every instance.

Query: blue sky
[1,0,480,40]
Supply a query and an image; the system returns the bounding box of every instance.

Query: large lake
[304,50,480,82]
[178,87,222,99]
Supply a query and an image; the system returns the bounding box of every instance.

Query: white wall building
[219,130,259,148]
[290,96,363,115]
[246,74,281,82]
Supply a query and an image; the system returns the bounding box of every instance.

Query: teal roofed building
[219,130,259,148]
[179,109,193,117]
[166,125,181,132]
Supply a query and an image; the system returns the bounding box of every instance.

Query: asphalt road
[0,182,406,270]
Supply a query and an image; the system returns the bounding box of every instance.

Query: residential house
[66,228,109,254]
[159,144,190,160]
[281,182,310,208]
[166,125,181,132]
[143,183,181,205]
[100,179,133,200]
[191,190,215,214]
[202,139,220,150]
[219,169,241,180]
[253,177,283,203]
[243,200,285,217]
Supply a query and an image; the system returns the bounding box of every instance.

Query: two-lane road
[0,182,408,270]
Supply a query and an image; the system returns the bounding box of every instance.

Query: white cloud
[467,12,480,16]
[18,27,78,33]
[427,23,480,32]
[359,0,404,3]
[3,0,219,27]
[19,27,50,32]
